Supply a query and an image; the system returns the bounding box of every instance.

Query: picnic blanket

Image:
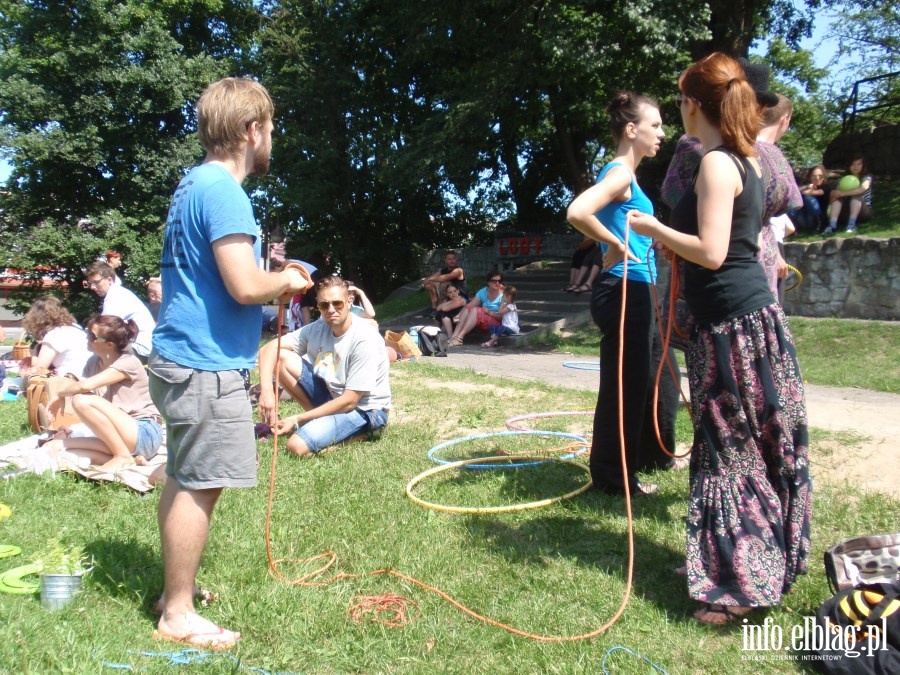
[0,431,166,493]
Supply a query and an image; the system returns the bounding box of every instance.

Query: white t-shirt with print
[284,315,392,411]
[501,302,519,333]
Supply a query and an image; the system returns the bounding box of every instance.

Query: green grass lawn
[541,317,900,394]
[0,361,897,673]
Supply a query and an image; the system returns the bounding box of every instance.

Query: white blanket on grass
[0,432,166,493]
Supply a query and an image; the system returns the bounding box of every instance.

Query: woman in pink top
[43,315,162,473]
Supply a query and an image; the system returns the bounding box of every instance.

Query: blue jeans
[489,325,518,338]
[293,358,387,453]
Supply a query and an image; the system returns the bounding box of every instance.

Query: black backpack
[418,330,448,357]
[807,581,900,674]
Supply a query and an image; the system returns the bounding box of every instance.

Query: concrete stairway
[380,261,595,347]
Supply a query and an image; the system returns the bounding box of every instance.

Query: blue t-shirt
[154,164,263,370]
[595,162,656,284]
[475,287,504,312]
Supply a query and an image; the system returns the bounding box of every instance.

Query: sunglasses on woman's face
[317,300,346,311]
[88,332,109,343]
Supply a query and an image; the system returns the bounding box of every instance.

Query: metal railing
[842,71,900,134]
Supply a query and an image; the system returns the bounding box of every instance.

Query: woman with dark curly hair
[628,53,811,625]
[19,295,92,378]
[43,315,162,473]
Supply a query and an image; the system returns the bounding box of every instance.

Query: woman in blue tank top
[629,53,811,626]
[566,91,666,499]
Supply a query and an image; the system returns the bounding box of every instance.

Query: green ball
[838,175,860,192]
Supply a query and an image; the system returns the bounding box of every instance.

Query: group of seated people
[19,270,393,466]
[15,255,166,473]
[423,251,520,348]
[790,154,874,235]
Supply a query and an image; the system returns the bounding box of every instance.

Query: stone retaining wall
[782,237,899,320]
[422,235,899,320]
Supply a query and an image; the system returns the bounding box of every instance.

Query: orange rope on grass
[262,254,641,640]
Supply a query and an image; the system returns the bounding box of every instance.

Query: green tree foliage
[0,0,861,308]
[828,1,899,129]
[258,0,710,297]
[763,39,842,168]
[0,0,256,314]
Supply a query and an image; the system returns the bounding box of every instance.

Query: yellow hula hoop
[405,455,593,514]
[785,264,803,292]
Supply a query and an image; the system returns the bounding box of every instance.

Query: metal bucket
[40,574,83,610]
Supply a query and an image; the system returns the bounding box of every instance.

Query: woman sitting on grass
[43,315,162,473]
[824,154,872,235]
[19,295,92,379]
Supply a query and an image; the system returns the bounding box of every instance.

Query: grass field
[540,317,900,394]
[0,358,897,673]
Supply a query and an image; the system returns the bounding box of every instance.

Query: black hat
[737,57,779,107]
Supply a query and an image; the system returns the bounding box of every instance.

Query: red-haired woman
[628,53,811,625]
[43,315,162,473]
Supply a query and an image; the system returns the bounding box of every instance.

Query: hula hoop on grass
[506,410,594,433]
[785,264,803,292]
[0,545,21,559]
[0,563,40,594]
[562,361,601,371]
[406,455,593,514]
[427,430,588,469]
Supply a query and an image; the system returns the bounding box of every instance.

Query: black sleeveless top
[670,147,775,323]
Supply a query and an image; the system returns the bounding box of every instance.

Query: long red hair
[679,53,760,157]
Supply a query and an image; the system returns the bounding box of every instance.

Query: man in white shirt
[85,261,155,360]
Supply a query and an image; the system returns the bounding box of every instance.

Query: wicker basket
[12,337,31,360]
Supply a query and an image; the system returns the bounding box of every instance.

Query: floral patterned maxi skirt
[685,304,812,608]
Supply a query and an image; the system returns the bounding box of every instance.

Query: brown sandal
[694,603,751,625]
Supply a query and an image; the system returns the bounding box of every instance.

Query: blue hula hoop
[427,430,588,469]
[562,360,601,371]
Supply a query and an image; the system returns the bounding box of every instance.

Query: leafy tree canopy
[0,0,256,314]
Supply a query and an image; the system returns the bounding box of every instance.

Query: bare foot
[153,611,239,651]
[94,456,136,473]
[40,439,65,453]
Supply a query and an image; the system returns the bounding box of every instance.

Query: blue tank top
[595,162,656,283]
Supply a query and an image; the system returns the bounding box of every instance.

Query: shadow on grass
[85,536,161,617]
[460,487,718,626]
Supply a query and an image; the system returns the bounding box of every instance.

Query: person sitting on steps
[448,272,504,347]
[481,285,519,348]
[434,284,467,336]
[422,251,467,314]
